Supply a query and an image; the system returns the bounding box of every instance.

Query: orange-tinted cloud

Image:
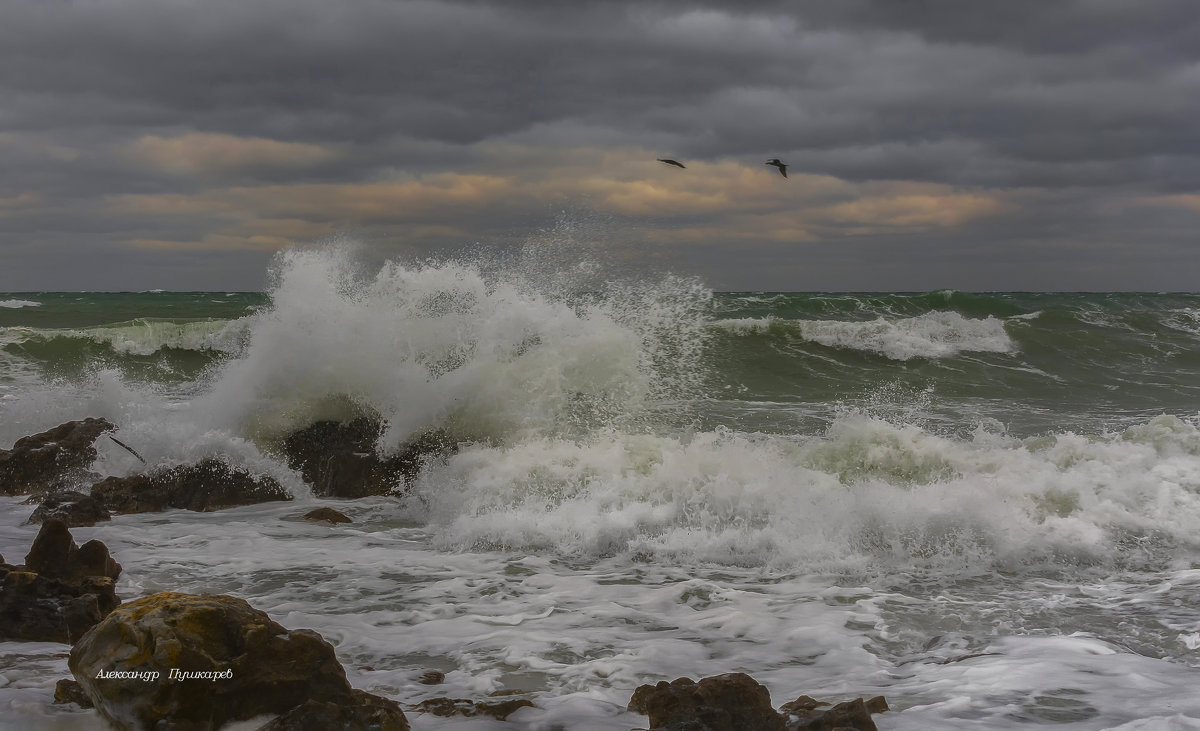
[127,133,339,176]
[109,146,1012,253]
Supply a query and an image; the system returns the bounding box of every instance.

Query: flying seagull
[765,159,788,178]
[657,158,686,169]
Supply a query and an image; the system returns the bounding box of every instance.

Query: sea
[2,245,1200,729]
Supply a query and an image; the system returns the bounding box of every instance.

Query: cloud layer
[1,0,1198,290]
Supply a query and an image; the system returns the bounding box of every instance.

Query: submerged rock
[282,418,455,498]
[781,696,883,730]
[0,418,115,495]
[300,507,352,524]
[25,489,112,528]
[257,690,409,731]
[69,592,409,731]
[53,678,93,708]
[627,674,888,731]
[91,458,291,514]
[0,519,121,644]
[629,674,785,731]
[413,694,534,721]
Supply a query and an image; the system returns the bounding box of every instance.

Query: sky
[2,0,1199,292]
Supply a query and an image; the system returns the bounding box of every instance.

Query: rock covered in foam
[69,592,409,730]
[282,418,454,498]
[91,458,291,514]
[0,418,115,495]
[0,519,121,643]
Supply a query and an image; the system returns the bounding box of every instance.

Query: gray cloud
[1,0,1198,290]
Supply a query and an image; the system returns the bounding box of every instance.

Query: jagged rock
[257,690,409,731]
[628,674,785,731]
[282,418,455,498]
[0,418,115,495]
[413,695,534,721]
[300,507,352,524]
[25,489,112,527]
[69,592,409,731]
[91,458,292,514]
[0,520,121,643]
[417,670,445,685]
[782,696,881,730]
[54,678,93,708]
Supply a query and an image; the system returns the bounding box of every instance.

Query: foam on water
[2,244,1200,728]
[190,246,710,448]
[401,413,1200,575]
[2,318,250,356]
[0,299,40,309]
[715,311,1015,360]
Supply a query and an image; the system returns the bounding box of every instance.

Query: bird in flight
[657,158,686,169]
[765,159,788,178]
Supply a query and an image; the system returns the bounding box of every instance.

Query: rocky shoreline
[0,419,889,730]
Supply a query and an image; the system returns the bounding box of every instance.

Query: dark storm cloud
[1,0,1198,290]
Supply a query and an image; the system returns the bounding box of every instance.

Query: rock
[0,520,121,643]
[24,518,121,582]
[782,697,880,731]
[53,678,93,708]
[257,690,409,731]
[417,670,445,685]
[25,489,112,527]
[0,418,115,495]
[69,592,409,731]
[413,695,534,721]
[282,418,455,499]
[300,507,352,524]
[91,458,292,514]
[628,674,785,731]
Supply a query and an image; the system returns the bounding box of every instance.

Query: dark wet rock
[25,489,112,528]
[24,518,121,582]
[0,418,115,495]
[779,696,828,715]
[69,592,409,731]
[300,507,352,524]
[0,520,121,643]
[282,418,455,499]
[629,674,785,731]
[257,690,409,731]
[782,696,882,731]
[417,669,445,685]
[91,457,291,514]
[53,678,94,708]
[413,695,534,721]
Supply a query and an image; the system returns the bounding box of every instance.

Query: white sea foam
[191,246,710,448]
[0,299,40,308]
[0,318,250,356]
[714,311,1015,360]
[399,413,1200,573]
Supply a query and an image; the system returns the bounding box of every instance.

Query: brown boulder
[0,418,115,495]
[0,520,121,643]
[257,690,409,731]
[282,418,454,498]
[628,674,786,731]
[91,458,292,514]
[25,489,112,527]
[69,592,409,731]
